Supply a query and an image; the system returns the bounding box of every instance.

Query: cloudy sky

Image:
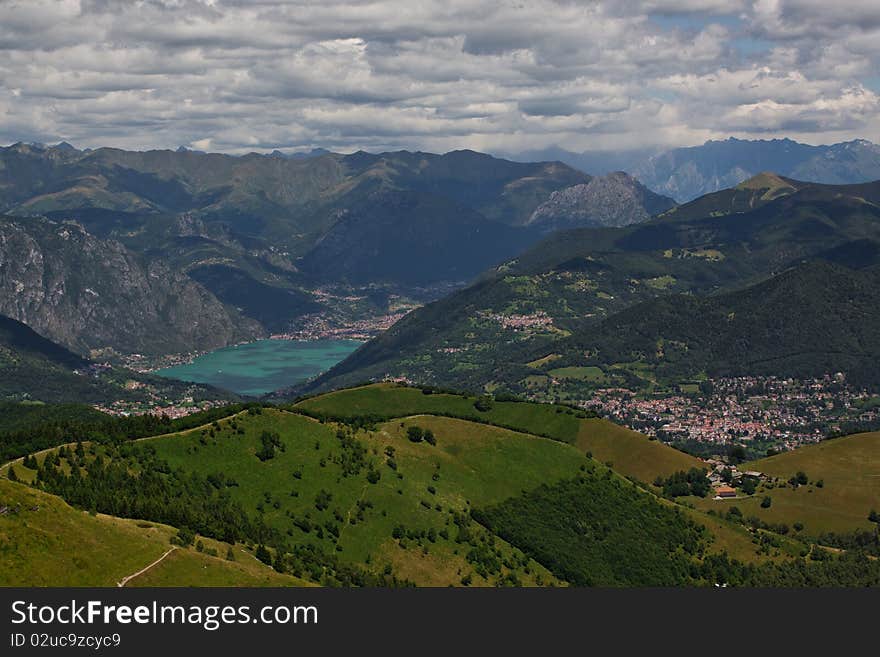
[1,0,879,154]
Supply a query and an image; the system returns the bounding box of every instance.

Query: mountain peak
[52,141,77,152]
[527,170,676,232]
[734,171,796,192]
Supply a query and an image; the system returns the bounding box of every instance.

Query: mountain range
[507,137,880,202]
[0,215,259,357]
[0,142,676,358]
[4,137,880,368]
[294,174,880,397]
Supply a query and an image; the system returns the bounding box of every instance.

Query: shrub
[174,527,195,547]
[473,396,494,412]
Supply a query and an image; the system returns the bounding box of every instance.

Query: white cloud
[0,0,877,154]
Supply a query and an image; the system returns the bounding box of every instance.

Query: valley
[2,141,880,590]
[298,176,880,405]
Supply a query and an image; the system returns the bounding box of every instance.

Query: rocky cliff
[0,216,261,357]
[526,172,675,232]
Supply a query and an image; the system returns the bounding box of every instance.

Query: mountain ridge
[292,176,880,397]
[526,172,676,232]
[503,137,880,202]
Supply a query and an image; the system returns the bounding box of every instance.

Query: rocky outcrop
[526,172,675,232]
[0,216,262,357]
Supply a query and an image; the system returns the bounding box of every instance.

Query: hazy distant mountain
[632,137,880,202]
[500,146,657,176]
[269,148,334,159]
[526,172,675,232]
[0,142,586,244]
[506,138,880,203]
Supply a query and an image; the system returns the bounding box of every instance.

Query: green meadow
[6,384,877,586]
[135,409,580,585]
[295,383,698,481]
[691,432,880,535]
[0,478,305,587]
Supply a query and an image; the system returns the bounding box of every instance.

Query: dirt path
[337,485,369,544]
[117,546,178,587]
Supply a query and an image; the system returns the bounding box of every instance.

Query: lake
[155,339,362,396]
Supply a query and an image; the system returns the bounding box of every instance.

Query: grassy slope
[293,387,830,564]
[296,383,699,481]
[690,432,880,535]
[297,384,581,441]
[299,391,789,564]
[4,395,820,585]
[0,478,304,587]
[129,542,313,587]
[138,409,573,586]
[575,418,703,483]
[9,385,865,585]
[138,408,774,579]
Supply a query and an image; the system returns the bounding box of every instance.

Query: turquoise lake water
[155,339,362,396]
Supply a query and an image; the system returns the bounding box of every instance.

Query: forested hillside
[297,177,880,397]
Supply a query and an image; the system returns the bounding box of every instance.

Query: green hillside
[3,409,709,586]
[296,383,583,443]
[297,177,880,397]
[0,402,107,434]
[23,408,586,586]
[694,432,880,536]
[553,261,880,390]
[655,172,803,221]
[0,315,105,402]
[294,383,703,481]
[5,384,877,586]
[0,478,307,587]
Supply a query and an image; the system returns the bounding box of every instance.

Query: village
[581,374,880,453]
[272,309,408,341]
[480,310,555,332]
[93,395,230,419]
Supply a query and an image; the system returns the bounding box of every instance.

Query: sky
[1,0,879,155]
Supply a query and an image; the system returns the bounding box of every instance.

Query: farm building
[714,485,737,499]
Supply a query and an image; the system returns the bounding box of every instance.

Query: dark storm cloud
[0,0,877,154]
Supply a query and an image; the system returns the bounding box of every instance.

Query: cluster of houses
[705,458,766,499]
[480,310,555,332]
